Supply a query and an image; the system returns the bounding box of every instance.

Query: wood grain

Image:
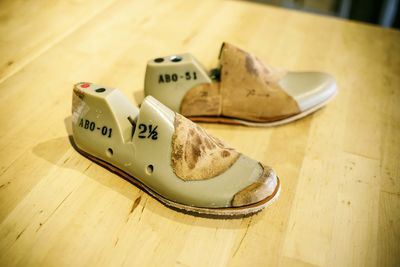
[0,0,399,266]
[0,0,116,83]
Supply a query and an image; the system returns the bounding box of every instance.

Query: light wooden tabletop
[0,0,399,266]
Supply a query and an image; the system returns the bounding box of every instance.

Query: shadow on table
[32,116,268,227]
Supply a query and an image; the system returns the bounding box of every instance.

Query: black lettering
[137,124,158,140]
[148,125,158,140]
[158,73,181,83]
[78,118,112,138]
[138,124,147,138]
[101,126,107,135]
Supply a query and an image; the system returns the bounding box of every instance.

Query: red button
[81,83,90,88]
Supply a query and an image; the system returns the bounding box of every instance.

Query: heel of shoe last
[144,53,212,112]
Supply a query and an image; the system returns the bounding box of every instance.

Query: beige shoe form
[72,82,280,217]
[144,42,336,126]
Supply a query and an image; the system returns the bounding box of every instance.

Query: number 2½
[138,124,158,140]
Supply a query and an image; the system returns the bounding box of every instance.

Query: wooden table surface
[0,0,399,266]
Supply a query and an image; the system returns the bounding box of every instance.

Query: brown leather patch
[180,43,300,123]
[171,114,239,181]
[72,84,87,121]
[219,43,301,122]
[180,83,222,117]
[245,54,258,76]
[231,164,277,207]
[72,85,85,111]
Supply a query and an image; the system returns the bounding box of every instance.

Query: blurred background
[245,0,400,29]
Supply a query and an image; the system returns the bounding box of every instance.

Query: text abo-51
[158,71,197,83]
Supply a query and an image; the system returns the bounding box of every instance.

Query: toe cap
[231,164,279,207]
